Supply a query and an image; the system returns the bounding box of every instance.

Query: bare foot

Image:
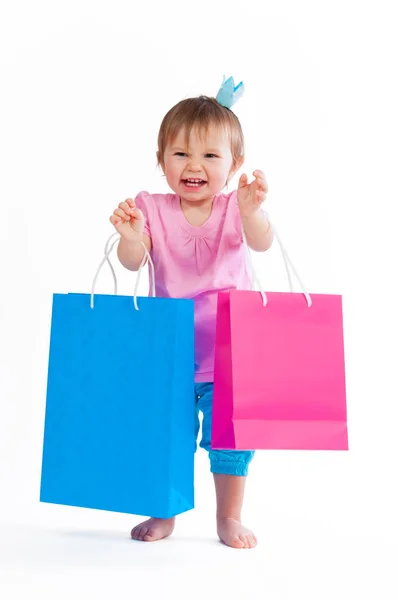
[217,517,257,549]
[130,517,175,542]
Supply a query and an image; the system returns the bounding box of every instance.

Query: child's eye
[173,152,218,158]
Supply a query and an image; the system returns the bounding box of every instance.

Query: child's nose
[188,160,202,171]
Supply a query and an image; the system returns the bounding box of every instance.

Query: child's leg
[197,382,257,549]
[213,474,257,549]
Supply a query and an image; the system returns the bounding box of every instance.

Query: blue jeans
[195,382,255,476]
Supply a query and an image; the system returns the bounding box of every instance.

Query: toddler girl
[110,84,273,549]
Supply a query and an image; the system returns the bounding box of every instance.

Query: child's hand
[109,198,145,243]
[237,170,268,218]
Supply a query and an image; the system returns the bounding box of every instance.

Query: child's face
[161,125,242,203]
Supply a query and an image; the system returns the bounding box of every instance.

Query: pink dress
[134,190,252,382]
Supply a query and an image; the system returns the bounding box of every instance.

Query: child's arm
[242,210,274,252]
[238,170,274,252]
[117,234,152,271]
[110,198,153,271]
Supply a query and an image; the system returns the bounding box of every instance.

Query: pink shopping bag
[211,219,348,451]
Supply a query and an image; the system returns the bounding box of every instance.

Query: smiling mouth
[182,178,207,187]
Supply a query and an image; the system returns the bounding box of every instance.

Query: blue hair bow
[215,75,244,109]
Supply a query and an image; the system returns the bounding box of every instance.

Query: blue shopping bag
[40,235,195,518]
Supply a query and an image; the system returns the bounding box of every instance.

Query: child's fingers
[253,171,268,189]
[258,180,267,191]
[119,201,135,215]
[114,208,131,220]
[238,173,248,187]
[254,177,268,193]
[110,215,121,226]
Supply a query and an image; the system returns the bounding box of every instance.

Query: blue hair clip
[215,75,244,109]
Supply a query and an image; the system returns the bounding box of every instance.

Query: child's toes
[131,526,146,540]
[143,529,156,541]
[239,535,250,548]
[139,527,150,540]
[232,536,245,548]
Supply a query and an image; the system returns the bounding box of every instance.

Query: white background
[1,1,397,598]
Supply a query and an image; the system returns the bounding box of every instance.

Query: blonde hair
[157,96,244,169]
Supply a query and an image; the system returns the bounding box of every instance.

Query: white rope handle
[90,233,156,310]
[242,211,312,307]
[133,241,156,310]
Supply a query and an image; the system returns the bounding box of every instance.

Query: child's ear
[156,151,165,172]
[235,155,244,173]
[228,155,244,181]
